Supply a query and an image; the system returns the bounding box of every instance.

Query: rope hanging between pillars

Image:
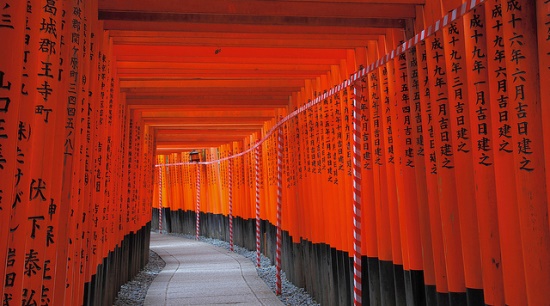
[276,127,283,295]
[196,163,201,240]
[255,143,262,267]
[352,86,362,306]
[228,159,234,252]
[158,166,163,234]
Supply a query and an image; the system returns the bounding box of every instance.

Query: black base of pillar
[152,209,487,306]
[83,222,151,306]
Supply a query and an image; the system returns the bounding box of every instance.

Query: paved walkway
[145,233,284,306]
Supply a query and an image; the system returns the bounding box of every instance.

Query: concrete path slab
[145,233,284,306]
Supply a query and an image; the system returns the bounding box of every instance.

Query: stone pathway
[145,233,284,306]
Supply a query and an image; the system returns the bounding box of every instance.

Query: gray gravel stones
[173,234,320,306]
[113,233,320,306]
[113,250,166,306]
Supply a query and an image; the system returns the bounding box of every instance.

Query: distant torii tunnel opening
[1,0,550,305]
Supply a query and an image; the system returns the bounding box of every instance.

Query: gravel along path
[171,234,320,306]
[113,233,320,306]
[113,250,165,306]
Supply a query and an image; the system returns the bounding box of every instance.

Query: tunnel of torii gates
[0,0,550,305]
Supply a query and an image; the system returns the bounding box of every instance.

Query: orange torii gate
[1,1,154,306]
[1,0,549,306]
[154,1,549,306]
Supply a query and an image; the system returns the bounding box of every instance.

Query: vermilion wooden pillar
[388,28,426,305]
[423,2,468,302]
[482,0,528,304]
[440,0,484,300]
[53,0,86,304]
[536,0,550,223]
[404,21,438,304]
[501,0,550,304]
[376,38,404,301]
[414,5,450,302]
[366,40,397,306]
[0,0,25,303]
[462,4,505,305]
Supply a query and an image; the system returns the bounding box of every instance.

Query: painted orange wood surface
[1,1,549,305]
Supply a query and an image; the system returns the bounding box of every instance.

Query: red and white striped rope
[352,86,362,306]
[154,0,486,169]
[158,166,163,234]
[228,158,234,252]
[196,163,201,240]
[276,127,283,296]
[255,143,262,267]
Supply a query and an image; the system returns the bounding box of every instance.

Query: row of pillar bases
[155,110,363,303]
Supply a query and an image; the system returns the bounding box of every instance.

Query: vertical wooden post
[389,27,426,305]
[536,0,550,223]
[405,28,438,303]
[354,47,379,306]
[0,0,25,303]
[462,4,505,304]
[414,6,450,301]
[423,1,467,301]
[501,0,550,304]
[484,0,527,304]
[377,38,404,296]
[366,39,395,306]
[440,0,484,300]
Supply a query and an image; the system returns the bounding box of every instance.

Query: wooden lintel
[113,45,347,59]
[117,72,325,79]
[143,117,269,124]
[110,36,378,48]
[156,128,258,135]
[119,79,305,89]
[139,109,275,118]
[123,87,294,96]
[103,21,399,35]
[98,0,415,19]
[114,56,341,65]
[116,62,333,73]
[149,125,263,131]
[99,12,406,28]
[109,30,382,40]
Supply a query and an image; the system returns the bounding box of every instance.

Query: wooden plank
[151,126,263,132]
[103,20,397,34]
[156,141,244,146]
[114,56,341,65]
[118,71,325,79]
[119,79,305,88]
[113,45,348,59]
[129,104,288,110]
[286,0,424,3]
[108,30,384,40]
[123,87,294,96]
[144,118,267,127]
[156,145,233,152]
[99,12,406,28]
[140,110,275,118]
[116,62,332,72]
[156,128,257,135]
[156,141,238,148]
[156,135,252,142]
[111,36,378,48]
[98,0,416,19]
